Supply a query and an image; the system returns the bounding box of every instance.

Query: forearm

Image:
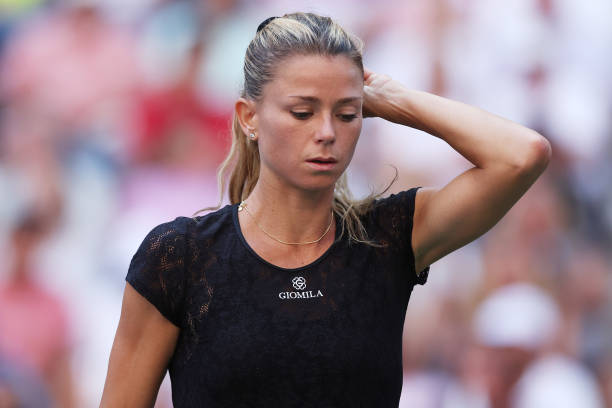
[362,70,553,270]
[384,89,551,172]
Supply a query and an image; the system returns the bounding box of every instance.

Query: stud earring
[249,132,256,140]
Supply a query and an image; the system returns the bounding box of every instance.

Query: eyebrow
[288,95,362,104]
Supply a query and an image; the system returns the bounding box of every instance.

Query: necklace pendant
[238,201,246,212]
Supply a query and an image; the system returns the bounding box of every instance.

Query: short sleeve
[125,217,189,327]
[368,187,430,285]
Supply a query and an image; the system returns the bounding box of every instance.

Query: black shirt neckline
[231,202,342,272]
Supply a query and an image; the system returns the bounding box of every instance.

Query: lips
[305,157,338,171]
[306,157,338,164]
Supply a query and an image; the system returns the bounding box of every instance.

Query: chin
[294,176,339,193]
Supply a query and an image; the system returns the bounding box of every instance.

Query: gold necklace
[238,200,334,245]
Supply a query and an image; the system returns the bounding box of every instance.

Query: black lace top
[126,187,429,407]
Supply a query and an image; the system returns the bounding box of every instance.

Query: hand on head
[362,67,394,119]
[362,67,404,122]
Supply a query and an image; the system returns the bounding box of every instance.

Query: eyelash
[291,112,358,122]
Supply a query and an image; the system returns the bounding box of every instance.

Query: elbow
[518,132,552,176]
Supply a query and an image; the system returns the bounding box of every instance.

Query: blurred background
[0,0,610,407]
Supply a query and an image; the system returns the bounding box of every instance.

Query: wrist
[393,89,449,136]
[385,88,421,128]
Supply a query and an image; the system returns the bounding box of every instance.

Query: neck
[243,179,335,245]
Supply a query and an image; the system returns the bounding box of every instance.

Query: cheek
[257,124,301,165]
[342,125,361,154]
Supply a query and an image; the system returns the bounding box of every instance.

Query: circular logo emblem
[292,276,306,291]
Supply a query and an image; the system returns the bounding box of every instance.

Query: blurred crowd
[0,0,610,407]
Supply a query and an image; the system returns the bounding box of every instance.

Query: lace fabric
[126,187,429,407]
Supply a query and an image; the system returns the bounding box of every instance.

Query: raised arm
[100,283,180,408]
[362,69,551,273]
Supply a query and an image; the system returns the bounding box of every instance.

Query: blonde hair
[193,12,396,246]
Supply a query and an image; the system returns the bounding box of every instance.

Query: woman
[101,12,551,407]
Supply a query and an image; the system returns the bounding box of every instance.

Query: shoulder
[130,204,235,266]
[366,186,424,219]
[357,186,423,242]
[190,204,235,238]
[139,215,194,251]
[130,216,194,270]
[153,215,195,235]
[147,204,234,234]
[142,205,235,249]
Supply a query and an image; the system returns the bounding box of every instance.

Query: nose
[315,114,335,144]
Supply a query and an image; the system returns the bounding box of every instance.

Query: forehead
[262,54,363,100]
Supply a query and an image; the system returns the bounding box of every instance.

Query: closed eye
[339,114,357,122]
[291,112,358,122]
[291,111,312,120]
